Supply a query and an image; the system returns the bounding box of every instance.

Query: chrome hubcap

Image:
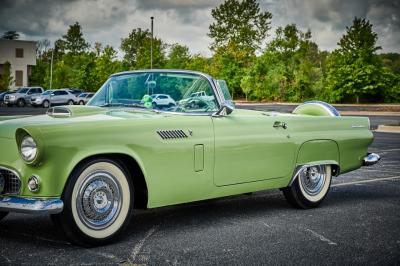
[77,171,122,230]
[299,165,326,196]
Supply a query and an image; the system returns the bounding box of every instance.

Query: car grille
[0,167,21,195]
[5,95,10,100]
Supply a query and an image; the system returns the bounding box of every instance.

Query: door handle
[273,121,288,129]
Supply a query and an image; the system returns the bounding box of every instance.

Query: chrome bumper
[363,153,380,166]
[0,196,63,214]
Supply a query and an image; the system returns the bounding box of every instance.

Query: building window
[16,48,24,58]
[15,70,23,86]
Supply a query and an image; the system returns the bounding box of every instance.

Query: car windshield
[16,88,29,93]
[88,71,219,113]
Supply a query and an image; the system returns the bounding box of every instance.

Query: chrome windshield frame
[90,69,228,116]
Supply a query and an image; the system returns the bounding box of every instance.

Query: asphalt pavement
[0,105,399,265]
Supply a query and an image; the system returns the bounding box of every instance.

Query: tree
[120,28,151,68]
[325,18,386,103]
[1,31,19,40]
[208,0,272,52]
[0,61,13,90]
[59,22,90,54]
[166,44,190,69]
[91,45,123,90]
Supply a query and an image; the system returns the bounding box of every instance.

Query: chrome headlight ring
[20,135,38,162]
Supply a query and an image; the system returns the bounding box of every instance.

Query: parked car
[150,93,176,108]
[68,88,83,97]
[179,90,216,109]
[0,70,379,247]
[4,87,44,107]
[0,91,9,107]
[31,89,77,108]
[76,93,94,105]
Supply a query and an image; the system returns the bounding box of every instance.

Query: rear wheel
[79,101,84,105]
[67,100,74,105]
[282,165,331,209]
[51,158,134,246]
[0,212,8,221]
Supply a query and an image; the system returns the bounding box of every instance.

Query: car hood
[0,105,161,139]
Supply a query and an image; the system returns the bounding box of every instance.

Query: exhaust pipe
[363,153,380,166]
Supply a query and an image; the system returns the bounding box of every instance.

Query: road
[0,105,399,265]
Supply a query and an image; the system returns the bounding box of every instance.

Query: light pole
[49,48,54,90]
[150,16,154,69]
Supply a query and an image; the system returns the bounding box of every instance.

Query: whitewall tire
[52,158,134,246]
[282,165,332,209]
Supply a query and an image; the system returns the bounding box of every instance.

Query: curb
[375,125,400,133]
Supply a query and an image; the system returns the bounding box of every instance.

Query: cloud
[0,0,398,55]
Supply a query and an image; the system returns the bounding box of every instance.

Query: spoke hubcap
[77,171,122,230]
[299,165,326,196]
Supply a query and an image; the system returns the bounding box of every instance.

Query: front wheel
[282,165,331,209]
[17,99,25,107]
[67,100,74,105]
[0,212,8,221]
[52,158,134,246]
[43,100,50,108]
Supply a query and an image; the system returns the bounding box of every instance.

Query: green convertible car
[0,70,380,246]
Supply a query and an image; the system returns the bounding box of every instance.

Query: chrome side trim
[289,161,340,186]
[363,153,380,166]
[0,196,64,214]
[46,107,72,117]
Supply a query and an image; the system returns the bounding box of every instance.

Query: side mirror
[51,93,55,96]
[213,100,235,116]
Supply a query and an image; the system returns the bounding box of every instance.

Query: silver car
[31,89,77,108]
[76,93,94,105]
[4,87,44,107]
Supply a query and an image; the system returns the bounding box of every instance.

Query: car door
[212,114,297,186]
[59,90,69,103]
[51,91,62,104]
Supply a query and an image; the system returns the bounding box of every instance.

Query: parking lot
[0,105,399,265]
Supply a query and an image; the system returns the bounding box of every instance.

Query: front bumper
[363,153,380,166]
[4,98,17,104]
[0,196,63,214]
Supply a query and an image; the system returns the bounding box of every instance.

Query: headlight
[20,135,38,162]
[9,95,16,99]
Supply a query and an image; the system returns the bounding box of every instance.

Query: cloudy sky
[0,0,399,56]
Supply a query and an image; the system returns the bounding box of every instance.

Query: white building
[0,39,36,90]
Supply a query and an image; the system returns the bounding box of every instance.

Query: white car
[77,93,94,105]
[151,94,176,107]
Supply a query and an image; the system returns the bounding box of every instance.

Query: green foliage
[58,22,90,54]
[325,17,391,103]
[120,28,166,69]
[1,31,19,40]
[0,61,13,90]
[166,44,190,69]
[208,0,272,52]
[26,3,400,103]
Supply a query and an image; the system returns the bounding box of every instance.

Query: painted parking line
[332,176,400,187]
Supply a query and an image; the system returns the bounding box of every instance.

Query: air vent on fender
[157,130,188,139]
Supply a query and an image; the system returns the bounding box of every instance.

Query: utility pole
[150,16,154,69]
[50,48,54,89]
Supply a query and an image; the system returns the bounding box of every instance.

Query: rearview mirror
[213,100,235,116]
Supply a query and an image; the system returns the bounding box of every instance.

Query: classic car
[0,70,380,246]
